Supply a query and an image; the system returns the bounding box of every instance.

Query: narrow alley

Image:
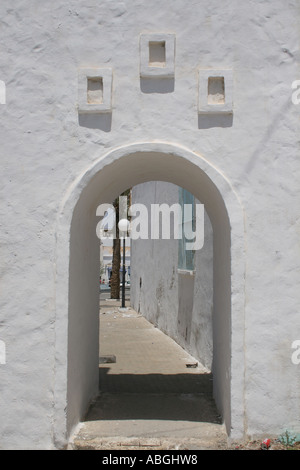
[71,299,228,450]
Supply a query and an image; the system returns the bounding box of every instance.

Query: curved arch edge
[53,142,247,447]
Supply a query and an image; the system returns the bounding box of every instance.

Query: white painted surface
[198,70,233,114]
[54,142,245,447]
[140,33,176,78]
[78,67,113,114]
[0,81,6,105]
[0,341,6,365]
[0,0,299,449]
[130,182,213,370]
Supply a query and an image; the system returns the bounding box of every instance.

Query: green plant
[278,430,298,449]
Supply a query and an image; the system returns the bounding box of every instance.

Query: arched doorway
[53,142,246,448]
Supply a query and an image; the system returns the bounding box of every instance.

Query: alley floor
[70,297,228,450]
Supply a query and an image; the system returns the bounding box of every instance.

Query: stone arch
[54,142,246,447]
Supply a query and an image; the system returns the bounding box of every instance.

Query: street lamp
[118,218,130,309]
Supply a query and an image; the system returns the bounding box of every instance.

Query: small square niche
[198,70,233,114]
[140,33,175,78]
[78,68,112,114]
[207,77,225,105]
[87,77,103,104]
[149,41,166,67]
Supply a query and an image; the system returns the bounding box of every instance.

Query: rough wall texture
[0,0,299,449]
[130,182,213,370]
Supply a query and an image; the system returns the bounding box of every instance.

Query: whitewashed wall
[0,0,299,449]
[130,181,213,370]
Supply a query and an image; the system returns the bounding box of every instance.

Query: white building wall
[130,181,213,370]
[0,0,299,448]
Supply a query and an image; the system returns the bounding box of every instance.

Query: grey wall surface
[0,0,299,449]
[130,182,214,370]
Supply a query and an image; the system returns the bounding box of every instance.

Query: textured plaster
[54,142,246,447]
[130,182,214,370]
[0,0,299,449]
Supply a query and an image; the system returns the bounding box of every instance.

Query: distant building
[99,206,131,284]
[100,237,131,284]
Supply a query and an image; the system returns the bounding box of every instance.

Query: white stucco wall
[0,0,299,449]
[130,181,213,370]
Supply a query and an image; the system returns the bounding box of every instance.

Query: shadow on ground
[99,366,213,394]
[83,368,221,425]
[72,306,227,449]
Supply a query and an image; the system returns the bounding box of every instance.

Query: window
[178,188,195,272]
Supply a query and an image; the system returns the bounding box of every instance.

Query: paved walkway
[71,299,228,450]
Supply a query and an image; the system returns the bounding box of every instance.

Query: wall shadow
[198,114,233,129]
[78,113,112,132]
[178,273,195,345]
[140,78,175,94]
[99,368,213,394]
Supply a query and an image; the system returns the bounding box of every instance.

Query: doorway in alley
[54,143,246,446]
[81,179,222,447]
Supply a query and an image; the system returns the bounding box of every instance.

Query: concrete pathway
[70,299,228,450]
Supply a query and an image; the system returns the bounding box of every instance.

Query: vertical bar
[122,237,126,308]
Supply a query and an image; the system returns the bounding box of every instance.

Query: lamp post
[118,219,130,309]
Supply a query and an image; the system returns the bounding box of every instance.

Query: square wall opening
[207,77,225,105]
[87,77,104,104]
[149,41,166,67]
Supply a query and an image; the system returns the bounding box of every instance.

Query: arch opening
[54,143,246,447]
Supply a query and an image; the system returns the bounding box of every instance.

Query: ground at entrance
[70,299,229,450]
[69,301,299,451]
